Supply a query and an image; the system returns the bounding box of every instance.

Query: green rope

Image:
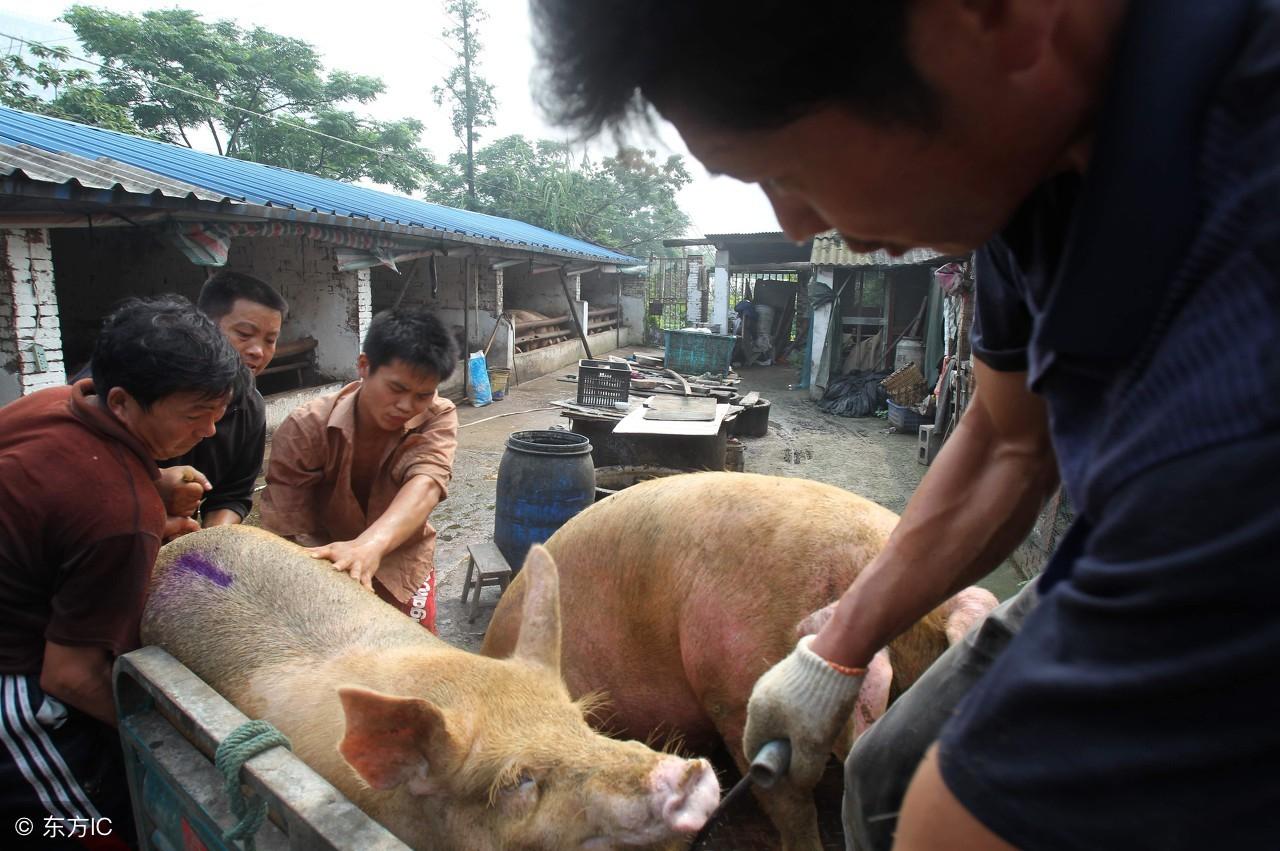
[215,720,292,851]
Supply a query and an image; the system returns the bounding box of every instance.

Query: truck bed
[114,647,410,851]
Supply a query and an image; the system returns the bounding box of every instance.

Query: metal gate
[645,255,709,343]
[728,270,802,338]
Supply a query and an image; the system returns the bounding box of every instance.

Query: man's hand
[163,514,201,541]
[307,539,384,591]
[743,635,865,791]
[156,465,210,518]
[202,508,243,528]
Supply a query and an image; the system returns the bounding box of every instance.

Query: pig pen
[243,348,1012,850]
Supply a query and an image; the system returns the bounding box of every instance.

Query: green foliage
[430,135,692,256]
[3,6,436,192]
[0,6,694,249]
[231,111,435,195]
[432,0,496,209]
[0,41,138,132]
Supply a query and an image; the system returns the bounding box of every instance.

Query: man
[155,271,287,535]
[0,297,240,842]
[531,2,1278,849]
[260,307,459,633]
[732,286,758,365]
[734,285,757,336]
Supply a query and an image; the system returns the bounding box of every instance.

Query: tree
[0,42,138,133]
[432,0,496,210]
[431,135,692,257]
[42,6,436,193]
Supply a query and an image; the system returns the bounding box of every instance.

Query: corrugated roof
[703,231,788,242]
[0,142,230,202]
[664,232,793,248]
[811,232,946,268]
[0,106,639,264]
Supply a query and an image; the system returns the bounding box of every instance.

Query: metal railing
[115,647,407,851]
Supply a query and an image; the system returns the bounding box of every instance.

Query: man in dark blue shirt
[529,1,1278,848]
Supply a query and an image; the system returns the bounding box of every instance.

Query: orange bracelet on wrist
[825,659,867,677]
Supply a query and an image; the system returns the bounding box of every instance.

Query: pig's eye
[498,769,539,810]
[501,772,537,798]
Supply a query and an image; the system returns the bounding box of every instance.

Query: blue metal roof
[0,106,640,265]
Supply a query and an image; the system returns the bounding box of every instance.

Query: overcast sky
[0,0,782,240]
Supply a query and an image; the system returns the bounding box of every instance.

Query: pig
[141,525,720,851]
[481,472,997,851]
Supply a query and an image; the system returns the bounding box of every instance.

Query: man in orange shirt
[260,307,459,632]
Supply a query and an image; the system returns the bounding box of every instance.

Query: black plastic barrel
[493,430,595,573]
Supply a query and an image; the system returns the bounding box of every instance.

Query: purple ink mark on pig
[174,552,232,588]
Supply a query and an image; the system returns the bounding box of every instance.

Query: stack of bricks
[1,228,65,401]
[476,261,502,314]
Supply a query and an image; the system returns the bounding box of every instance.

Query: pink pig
[484,472,997,851]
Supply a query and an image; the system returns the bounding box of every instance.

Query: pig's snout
[651,756,720,834]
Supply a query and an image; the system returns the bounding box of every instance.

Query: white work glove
[743,635,865,790]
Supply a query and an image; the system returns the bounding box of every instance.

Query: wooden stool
[461,541,513,623]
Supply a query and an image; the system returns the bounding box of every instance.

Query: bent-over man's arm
[42,533,158,726]
[309,403,458,588]
[311,477,444,589]
[811,360,1058,668]
[40,641,116,726]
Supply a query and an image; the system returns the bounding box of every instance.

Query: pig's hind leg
[747,772,826,851]
[942,587,999,645]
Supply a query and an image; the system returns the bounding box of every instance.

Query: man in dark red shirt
[0,296,240,847]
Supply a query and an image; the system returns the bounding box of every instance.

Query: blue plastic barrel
[493,430,595,573]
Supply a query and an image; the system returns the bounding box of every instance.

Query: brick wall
[0,228,65,403]
[367,254,488,355]
[51,227,204,371]
[227,238,369,380]
[476,260,500,313]
[685,255,704,324]
[0,242,16,405]
[620,272,647,347]
[502,262,575,318]
[50,230,372,383]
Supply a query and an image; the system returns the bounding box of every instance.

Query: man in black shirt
[159,271,287,534]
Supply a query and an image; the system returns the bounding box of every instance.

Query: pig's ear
[337,686,457,796]
[513,544,562,674]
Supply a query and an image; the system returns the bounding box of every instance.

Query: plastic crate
[664,329,736,376]
[887,399,929,434]
[576,359,630,408]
